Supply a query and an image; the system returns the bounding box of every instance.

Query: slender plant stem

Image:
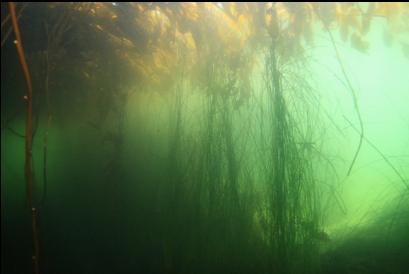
[9,2,40,274]
[315,9,365,177]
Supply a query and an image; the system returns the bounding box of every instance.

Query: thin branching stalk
[315,9,365,177]
[9,2,40,274]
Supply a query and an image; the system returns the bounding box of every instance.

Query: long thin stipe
[1,3,28,47]
[9,2,40,274]
[314,9,365,177]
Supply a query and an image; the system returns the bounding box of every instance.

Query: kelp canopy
[1,2,409,274]
[4,3,409,94]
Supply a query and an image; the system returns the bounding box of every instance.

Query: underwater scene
[1,2,409,274]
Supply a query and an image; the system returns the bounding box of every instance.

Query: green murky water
[2,3,408,274]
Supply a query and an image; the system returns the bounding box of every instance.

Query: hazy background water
[2,3,408,274]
